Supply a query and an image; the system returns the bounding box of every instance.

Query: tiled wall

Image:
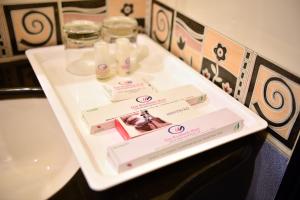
[1,0,298,152]
[150,0,299,199]
[1,0,299,198]
[0,0,148,63]
[150,0,299,156]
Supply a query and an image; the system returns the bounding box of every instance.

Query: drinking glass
[101,16,138,43]
[63,20,101,76]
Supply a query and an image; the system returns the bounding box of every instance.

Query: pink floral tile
[245,55,300,149]
[107,0,146,29]
[200,28,246,96]
[3,3,61,55]
[150,0,174,50]
[202,28,245,77]
[62,0,106,24]
[170,12,205,71]
[201,57,237,95]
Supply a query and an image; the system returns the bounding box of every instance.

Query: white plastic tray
[26,34,267,190]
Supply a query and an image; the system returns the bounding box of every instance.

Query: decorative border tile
[170,12,205,71]
[62,0,106,24]
[150,0,174,50]
[245,55,300,149]
[4,3,62,55]
[200,28,246,96]
[234,48,256,103]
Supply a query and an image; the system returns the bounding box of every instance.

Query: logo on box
[118,80,133,85]
[136,95,153,103]
[168,125,185,134]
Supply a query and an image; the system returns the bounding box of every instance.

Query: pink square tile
[200,28,246,96]
[202,28,245,77]
[245,55,300,149]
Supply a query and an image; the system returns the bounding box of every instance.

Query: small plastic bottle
[94,41,115,79]
[129,45,149,71]
[115,38,134,76]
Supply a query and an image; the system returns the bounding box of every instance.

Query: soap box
[107,108,243,173]
[103,77,155,102]
[82,85,207,134]
[115,100,201,140]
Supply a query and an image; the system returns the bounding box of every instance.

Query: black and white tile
[4,2,62,55]
[150,0,174,50]
[245,55,300,149]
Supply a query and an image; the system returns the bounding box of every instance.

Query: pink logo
[136,95,152,103]
[97,64,107,70]
[121,57,130,70]
[168,125,185,134]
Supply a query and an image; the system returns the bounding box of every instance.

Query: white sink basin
[0,98,79,200]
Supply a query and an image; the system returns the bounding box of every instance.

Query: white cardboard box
[103,77,156,102]
[82,85,207,134]
[108,108,243,173]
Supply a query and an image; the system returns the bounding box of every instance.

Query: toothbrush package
[108,108,244,173]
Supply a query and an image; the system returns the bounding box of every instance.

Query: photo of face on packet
[115,100,203,139]
[120,110,171,133]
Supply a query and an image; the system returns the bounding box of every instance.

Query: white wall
[175,0,300,77]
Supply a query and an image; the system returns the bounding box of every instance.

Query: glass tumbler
[101,16,138,43]
[63,20,101,76]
